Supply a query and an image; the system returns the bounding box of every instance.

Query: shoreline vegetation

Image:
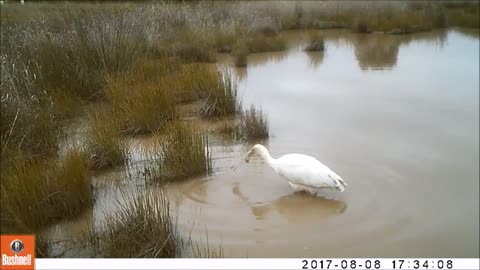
[1,0,478,258]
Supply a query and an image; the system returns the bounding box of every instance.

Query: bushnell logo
[9,240,24,254]
[1,234,35,270]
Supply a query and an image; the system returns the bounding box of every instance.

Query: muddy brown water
[47,29,479,258]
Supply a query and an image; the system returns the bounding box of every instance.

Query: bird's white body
[244,145,347,194]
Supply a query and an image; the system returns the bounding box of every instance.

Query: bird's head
[244,144,267,163]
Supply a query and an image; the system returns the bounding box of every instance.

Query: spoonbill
[243,144,347,194]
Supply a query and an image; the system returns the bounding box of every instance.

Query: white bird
[243,144,347,194]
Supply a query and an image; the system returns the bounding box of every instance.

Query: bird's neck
[257,148,276,168]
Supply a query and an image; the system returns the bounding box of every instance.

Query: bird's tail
[329,172,347,192]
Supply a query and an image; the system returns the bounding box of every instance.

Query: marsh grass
[175,64,219,103]
[173,29,216,63]
[232,44,248,67]
[445,4,480,28]
[69,9,149,75]
[213,31,238,53]
[49,89,84,120]
[84,188,222,258]
[98,190,177,258]
[34,40,100,101]
[1,59,60,161]
[150,122,211,183]
[105,72,176,135]
[129,56,182,82]
[352,17,372,33]
[0,151,92,231]
[86,106,127,170]
[200,72,240,118]
[304,34,325,51]
[283,1,477,33]
[244,33,287,53]
[103,58,220,136]
[241,105,269,140]
[216,120,244,141]
[175,43,217,63]
[216,105,269,141]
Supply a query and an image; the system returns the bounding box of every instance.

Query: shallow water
[48,29,479,258]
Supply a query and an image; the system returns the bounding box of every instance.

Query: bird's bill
[243,149,253,163]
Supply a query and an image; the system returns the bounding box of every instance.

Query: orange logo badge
[1,235,35,270]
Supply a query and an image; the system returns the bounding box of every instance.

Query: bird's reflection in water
[232,183,347,222]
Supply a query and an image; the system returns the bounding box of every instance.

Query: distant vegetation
[1,0,477,258]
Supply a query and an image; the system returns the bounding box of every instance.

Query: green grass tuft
[200,72,240,118]
[151,122,211,183]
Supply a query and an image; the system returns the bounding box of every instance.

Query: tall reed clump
[92,190,176,258]
[216,105,269,141]
[68,9,149,81]
[175,64,220,103]
[88,189,222,258]
[0,151,93,231]
[151,122,211,183]
[0,59,60,161]
[29,8,150,102]
[200,72,240,118]
[240,105,269,140]
[86,106,127,170]
[33,39,98,103]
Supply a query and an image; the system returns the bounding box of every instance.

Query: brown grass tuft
[200,72,240,118]
[98,190,177,258]
[150,122,211,183]
[86,106,127,170]
[1,151,93,230]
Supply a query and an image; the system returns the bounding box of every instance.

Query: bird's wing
[275,154,338,189]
